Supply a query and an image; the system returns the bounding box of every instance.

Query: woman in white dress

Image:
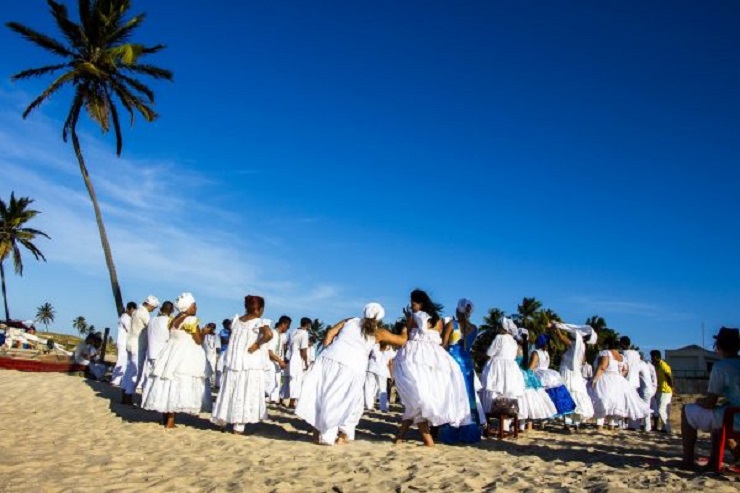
[479,318,526,423]
[552,322,596,430]
[590,337,651,429]
[296,303,406,445]
[211,295,273,434]
[141,293,212,429]
[393,289,470,447]
[531,334,576,419]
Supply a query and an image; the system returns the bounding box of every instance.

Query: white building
[665,344,720,379]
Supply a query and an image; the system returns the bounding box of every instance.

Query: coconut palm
[35,302,56,331]
[72,316,88,336]
[0,193,50,321]
[7,0,173,315]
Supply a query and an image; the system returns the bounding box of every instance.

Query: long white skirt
[295,357,365,445]
[480,358,526,414]
[560,367,595,419]
[519,387,557,420]
[394,340,470,427]
[212,366,266,425]
[141,331,212,415]
[590,372,651,420]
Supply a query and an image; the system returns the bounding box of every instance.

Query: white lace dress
[393,312,471,427]
[480,333,526,414]
[141,316,212,414]
[295,318,375,444]
[590,350,651,420]
[211,317,269,426]
[559,330,595,419]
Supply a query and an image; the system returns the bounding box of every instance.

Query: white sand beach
[0,371,737,492]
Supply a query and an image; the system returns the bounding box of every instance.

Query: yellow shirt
[655,360,672,393]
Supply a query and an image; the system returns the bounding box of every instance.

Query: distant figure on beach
[140,301,174,391]
[211,295,273,434]
[620,336,642,392]
[265,315,291,404]
[364,341,395,412]
[630,354,657,432]
[141,292,212,428]
[552,322,596,431]
[284,317,311,408]
[111,301,136,386]
[681,327,740,470]
[651,350,673,434]
[202,322,220,388]
[393,289,470,447]
[295,303,407,445]
[438,298,485,444]
[74,334,106,380]
[121,295,159,405]
[215,318,233,388]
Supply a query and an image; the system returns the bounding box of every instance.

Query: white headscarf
[144,295,160,308]
[363,302,385,321]
[555,322,598,345]
[175,292,195,313]
[502,317,519,337]
[456,298,474,314]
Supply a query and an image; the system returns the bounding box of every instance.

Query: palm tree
[35,302,55,331]
[585,315,607,333]
[7,0,173,315]
[517,297,543,332]
[72,316,88,336]
[0,193,50,321]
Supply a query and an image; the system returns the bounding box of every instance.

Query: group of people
[105,289,739,465]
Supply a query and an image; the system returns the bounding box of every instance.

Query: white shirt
[202,333,220,360]
[116,313,131,348]
[146,315,171,360]
[74,342,96,366]
[622,349,642,388]
[287,328,309,361]
[126,306,151,352]
[638,360,657,398]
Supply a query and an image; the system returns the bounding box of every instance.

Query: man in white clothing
[121,295,159,405]
[111,302,137,386]
[284,317,310,408]
[202,322,220,387]
[620,336,642,390]
[140,301,173,392]
[265,315,291,403]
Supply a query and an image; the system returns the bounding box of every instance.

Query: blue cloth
[545,386,577,416]
[516,355,543,390]
[439,323,482,445]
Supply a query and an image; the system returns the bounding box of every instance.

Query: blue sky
[1,1,738,351]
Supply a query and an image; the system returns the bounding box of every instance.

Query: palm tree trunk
[0,261,9,321]
[71,131,125,316]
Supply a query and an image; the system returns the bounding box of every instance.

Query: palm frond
[140,44,165,56]
[12,244,23,275]
[11,63,71,81]
[19,228,51,240]
[108,12,144,45]
[121,63,173,81]
[22,70,77,118]
[47,0,86,49]
[114,73,154,102]
[62,88,85,143]
[104,88,124,155]
[5,21,73,58]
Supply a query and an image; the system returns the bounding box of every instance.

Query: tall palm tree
[35,302,56,331]
[585,315,607,333]
[517,297,543,331]
[7,0,173,315]
[0,193,50,321]
[72,315,88,336]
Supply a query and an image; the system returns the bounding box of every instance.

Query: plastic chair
[713,406,740,473]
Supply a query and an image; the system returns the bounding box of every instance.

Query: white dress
[286,328,309,399]
[559,330,595,419]
[295,318,375,445]
[141,316,212,414]
[480,333,526,414]
[590,350,651,420]
[393,312,471,427]
[212,317,269,426]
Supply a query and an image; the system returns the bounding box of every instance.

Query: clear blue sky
[1,1,738,351]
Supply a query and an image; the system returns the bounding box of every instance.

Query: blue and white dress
[533,349,576,417]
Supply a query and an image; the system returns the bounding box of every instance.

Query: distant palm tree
[0,193,50,321]
[7,0,173,316]
[72,316,88,337]
[481,308,506,331]
[585,315,607,333]
[35,302,55,332]
[517,297,543,333]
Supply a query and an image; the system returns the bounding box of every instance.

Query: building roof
[666,344,719,358]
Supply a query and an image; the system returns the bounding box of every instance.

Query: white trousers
[121,348,139,395]
[364,372,389,412]
[655,392,672,433]
[110,341,128,386]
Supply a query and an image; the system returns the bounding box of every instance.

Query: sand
[0,371,737,492]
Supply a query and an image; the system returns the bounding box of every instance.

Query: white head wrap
[502,317,519,337]
[175,292,195,313]
[554,322,598,345]
[363,302,385,321]
[144,295,160,308]
[456,298,474,314]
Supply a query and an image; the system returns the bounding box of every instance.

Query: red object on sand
[0,353,86,373]
[714,406,740,474]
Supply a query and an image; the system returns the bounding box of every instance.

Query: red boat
[0,350,86,373]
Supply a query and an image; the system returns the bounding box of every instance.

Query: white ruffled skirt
[211,366,266,425]
[560,367,595,419]
[141,331,212,414]
[394,340,471,427]
[590,372,651,420]
[295,356,365,445]
[480,358,526,414]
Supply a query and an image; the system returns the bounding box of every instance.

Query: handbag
[489,397,519,416]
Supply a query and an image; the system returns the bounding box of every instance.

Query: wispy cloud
[569,295,692,321]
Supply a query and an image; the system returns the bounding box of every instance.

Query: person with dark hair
[74,334,106,380]
[142,293,212,428]
[211,295,273,434]
[121,295,159,405]
[284,317,311,408]
[620,336,642,394]
[111,301,137,386]
[681,327,740,470]
[392,289,470,447]
[296,303,407,445]
[551,322,597,430]
[651,349,674,433]
[531,334,577,422]
[215,318,233,387]
[265,315,291,403]
[139,301,174,391]
[202,322,220,388]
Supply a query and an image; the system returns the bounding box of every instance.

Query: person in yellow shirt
[651,350,674,433]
